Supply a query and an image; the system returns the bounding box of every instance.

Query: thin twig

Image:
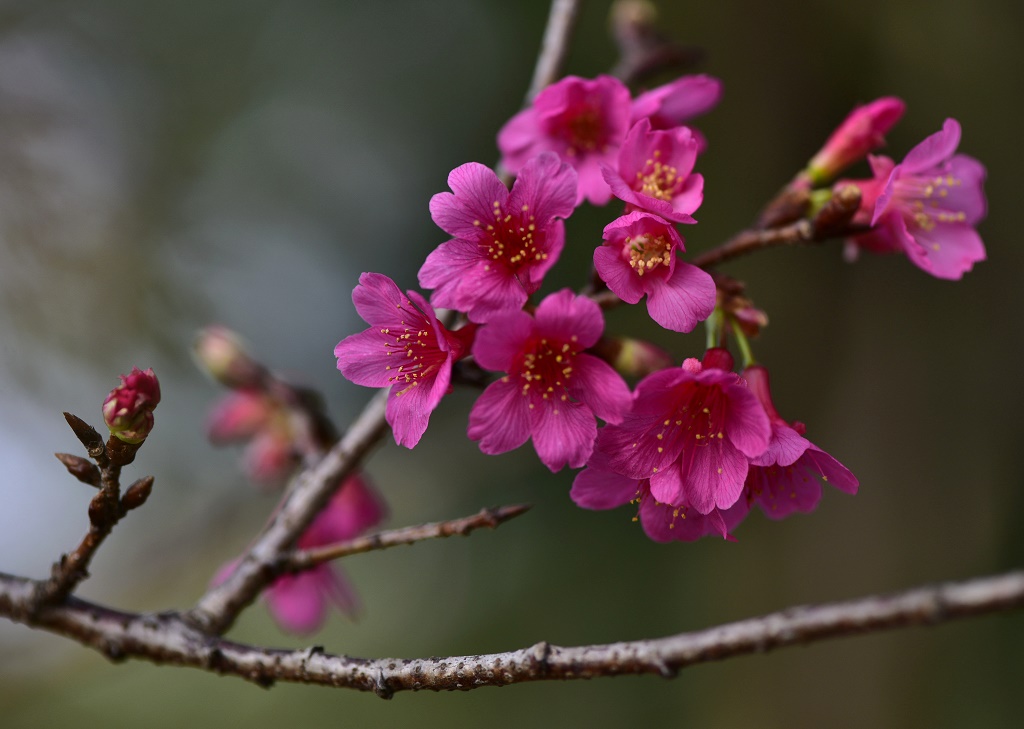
[280,505,531,573]
[4,569,1021,697]
[524,0,582,104]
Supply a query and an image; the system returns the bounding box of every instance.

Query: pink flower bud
[193,326,263,389]
[591,337,673,378]
[803,97,906,186]
[102,367,160,444]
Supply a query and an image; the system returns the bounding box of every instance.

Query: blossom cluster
[331,72,987,547]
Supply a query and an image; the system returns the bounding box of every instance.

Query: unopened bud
[802,97,906,187]
[121,476,155,512]
[63,412,106,457]
[102,367,160,444]
[55,452,101,488]
[591,337,673,378]
[701,347,734,372]
[193,326,264,389]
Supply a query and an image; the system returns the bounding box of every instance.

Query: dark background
[1,0,1022,726]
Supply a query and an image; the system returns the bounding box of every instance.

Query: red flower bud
[102,367,160,444]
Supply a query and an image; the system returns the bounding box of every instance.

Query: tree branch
[524,0,582,104]
[279,504,531,573]
[4,569,1021,697]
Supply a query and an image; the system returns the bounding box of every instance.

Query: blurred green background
[1,0,1022,726]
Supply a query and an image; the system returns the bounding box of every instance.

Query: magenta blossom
[802,97,906,187]
[419,152,576,323]
[603,119,703,223]
[595,350,772,514]
[597,211,716,333]
[335,273,472,448]
[468,289,632,472]
[498,75,630,205]
[102,367,161,444]
[742,365,858,519]
[842,118,986,280]
[571,452,750,543]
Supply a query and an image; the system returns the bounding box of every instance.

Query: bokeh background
[1,0,1022,726]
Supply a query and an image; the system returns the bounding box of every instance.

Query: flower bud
[193,326,264,389]
[803,97,906,187]
[206,390,273,444]
[102,367,160,444]
[590,336,673,378]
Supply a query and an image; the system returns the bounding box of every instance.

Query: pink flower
[498,76,632,205]
[594,350,772,514]
[419,153,577,323]
[334,273,472,448]
[571,453,750,543]
[597,211,716,333]
[206,390,272,444]
[742,365,858,519]
[468,289,632,472]
[219,474,387,635]
[843,118,987,280]
[603,119,704,224]
[802,97,906,186]
[102,367,161,443]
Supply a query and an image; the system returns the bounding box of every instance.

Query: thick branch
[4,570,1022,697]
[279,504,531,573]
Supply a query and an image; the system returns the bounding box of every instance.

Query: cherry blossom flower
[468,289,632,472]
[498,75,630,205]
[741,365,858,520]
[602,119,704,224]
[419,153,577,323]
[102,367,161,443]
[594,350,771,514]
[334,273,472,448]
[597,211,716,333]
[571,452,750,543]
[842,118,986,280]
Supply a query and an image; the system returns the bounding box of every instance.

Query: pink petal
[385,363,447,449]
[570,466,640,510]
[946,155,987,224]
[468,379,532,455]
[334,329,398,388]
[508,151,578,223]
[570,353,633,425]
[681,439,750,514]
[533,289,605,348]
[530,399,597,472]
[649,461,685,505]
[751,421,811,468]
[265,570,329,635]
[472,310,534,372]
[722,382,772,458]
[904,220,986,280]
[575,154,614,206]
[639,496,729,543]
[351,272,404,326]
[598,413,679,479]
[497,107,543,171]
[324,566,361,619]
[430,163,509,238]
[902,118,961,174]
[593,244,645,304]
[644,261,716,333]
[418,238,484,296]
[802,444,859,494]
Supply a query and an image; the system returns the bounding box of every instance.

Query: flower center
[474,201,548,275]
[381,306,447,396]
[896,173,968,233]
[635,151,680,201]
[517,335,580,409]
[626,233,672,276]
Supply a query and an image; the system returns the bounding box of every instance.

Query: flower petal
[472,310,534,372]
[468,378,532,455]
[430,163,509,238]
[570,353,632,425]
[530,400,597,471]
[644,260,716,333]
[570,466,640,510]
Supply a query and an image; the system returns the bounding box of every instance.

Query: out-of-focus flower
[593,350,771,515]
[630,74,722,140]
[102,367,160,443]
[193,326,264,390]
[589,336,673,379]
[741,365,858,519]
[419,152,576,323]
[842,118,986,280]
[219,475,387,635]
[597,211,716,333]
[802,97,906,187]
[468,289,632,472]
[334,273,472,448]
[603,118,703,223]
[498,76,630,205]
